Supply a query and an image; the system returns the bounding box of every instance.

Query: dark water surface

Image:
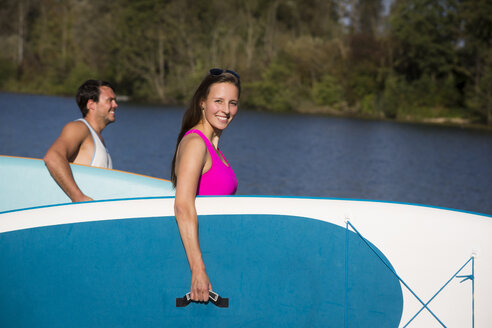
[1,92,491,214]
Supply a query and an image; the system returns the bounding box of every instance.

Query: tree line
[0,0,491,125]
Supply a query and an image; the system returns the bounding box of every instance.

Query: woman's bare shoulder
[180,133,206,151]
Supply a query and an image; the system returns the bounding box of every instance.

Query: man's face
[93,86,118,124]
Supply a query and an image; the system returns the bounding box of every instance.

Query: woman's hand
[174,133,212,302]
[190,269,212,302]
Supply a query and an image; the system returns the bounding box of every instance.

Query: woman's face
[200,82,239,131]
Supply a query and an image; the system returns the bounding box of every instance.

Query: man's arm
[43,121,93,202]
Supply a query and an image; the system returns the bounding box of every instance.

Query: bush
[63,63,99,95]
[378,75,402,118]
[0,58,17,89]
[465,50,492,124]
[360,94,378,116]
[311,74,343,106]
[243,59,298,112]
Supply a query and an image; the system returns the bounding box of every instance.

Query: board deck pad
[0,214,402,327]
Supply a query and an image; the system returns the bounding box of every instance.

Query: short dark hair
[76,80,115,117]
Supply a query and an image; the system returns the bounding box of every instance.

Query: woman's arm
[174,135,211,302]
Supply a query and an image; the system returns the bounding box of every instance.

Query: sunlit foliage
[0,0,490,124]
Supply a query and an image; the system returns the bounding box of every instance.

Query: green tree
[384,0,465,118]
[389,0,460,80]
[459,0,492,124]
[0,0,487,126]
[244,57,297,112]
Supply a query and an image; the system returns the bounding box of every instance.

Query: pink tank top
[184,129,237,196]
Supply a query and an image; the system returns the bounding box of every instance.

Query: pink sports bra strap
[184,129,219,161]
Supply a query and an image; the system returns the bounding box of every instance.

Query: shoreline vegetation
[294,102,491,131]
[1,0,491,129]
[3,88,492,132]
[5,88,490,133]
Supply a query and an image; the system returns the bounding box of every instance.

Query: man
[44,79,118,202]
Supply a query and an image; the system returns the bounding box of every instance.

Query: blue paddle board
[1,196,490,327]
[0,155,174,212]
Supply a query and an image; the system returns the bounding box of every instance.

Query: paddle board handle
[176,290,229,308]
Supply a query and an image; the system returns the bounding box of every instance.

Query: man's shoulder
[61,120,90,139]
[64,119,88,130]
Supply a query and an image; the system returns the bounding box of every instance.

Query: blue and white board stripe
[0,196,490,327]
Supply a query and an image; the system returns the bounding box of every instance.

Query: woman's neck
[193,121,222,148]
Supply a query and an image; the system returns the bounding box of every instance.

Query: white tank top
[76,119,113,169]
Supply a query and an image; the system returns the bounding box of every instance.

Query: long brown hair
[171,70,241,187]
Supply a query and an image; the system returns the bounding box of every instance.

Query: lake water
[1,92,491,215]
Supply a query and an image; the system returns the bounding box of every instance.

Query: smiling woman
[170,68,241,303]
[200,83,239,131]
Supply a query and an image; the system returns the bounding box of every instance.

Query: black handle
[176,290,229,308]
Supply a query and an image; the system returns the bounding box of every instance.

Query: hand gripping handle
[176,290,229,308]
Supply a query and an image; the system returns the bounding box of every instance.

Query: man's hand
[72,194,93,203]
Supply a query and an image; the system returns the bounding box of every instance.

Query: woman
[171,68,240,302]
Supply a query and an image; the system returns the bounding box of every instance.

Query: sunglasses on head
[209,68,240,80]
